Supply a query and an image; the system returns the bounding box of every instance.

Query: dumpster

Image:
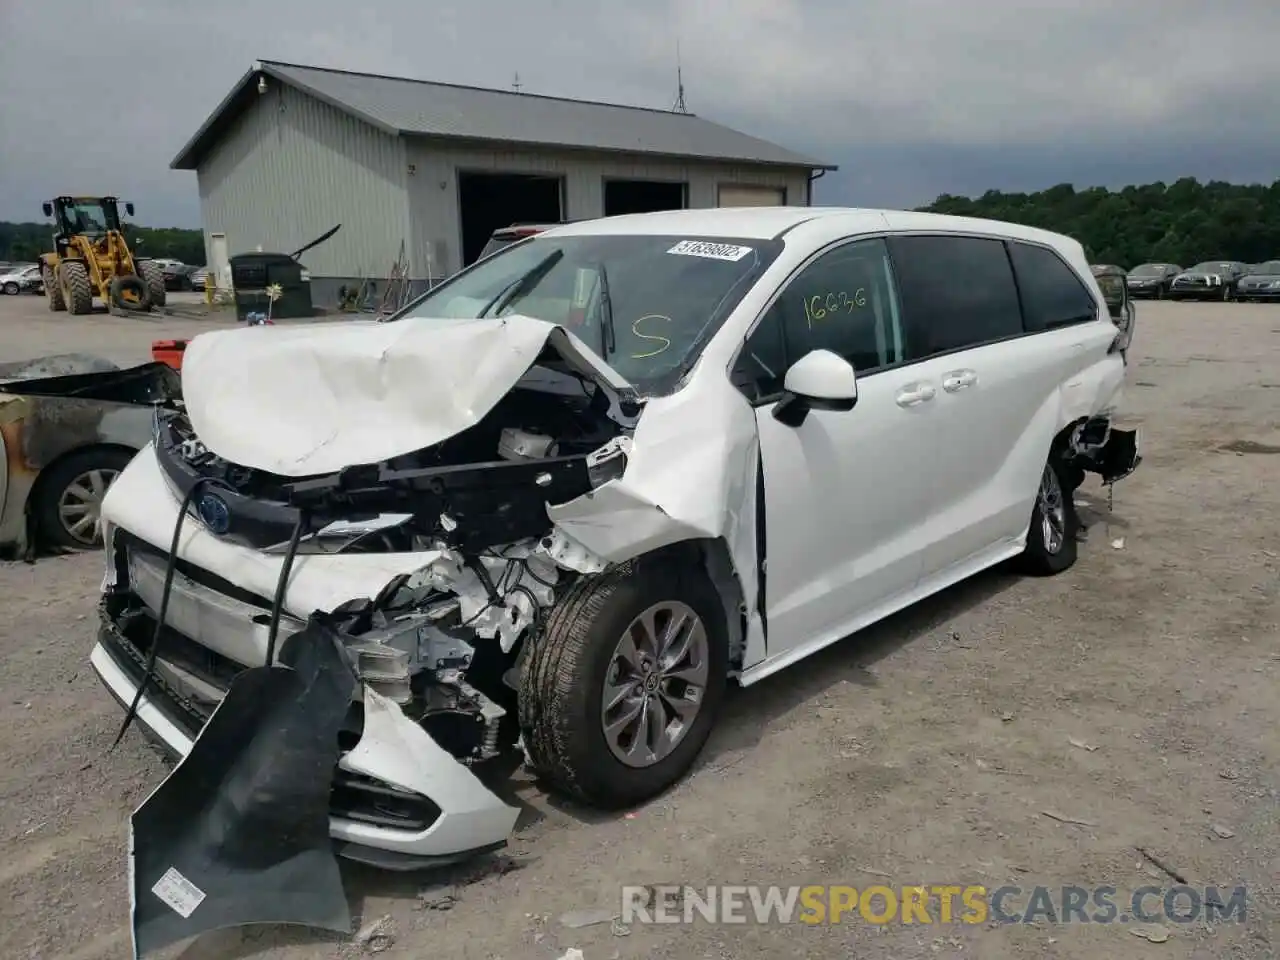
[230,252,314,321]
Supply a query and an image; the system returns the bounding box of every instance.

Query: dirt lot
[1,295,1277,960]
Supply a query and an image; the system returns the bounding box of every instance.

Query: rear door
[886,234,1090,581]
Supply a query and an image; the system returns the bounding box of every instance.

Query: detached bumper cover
[129,619,354,958]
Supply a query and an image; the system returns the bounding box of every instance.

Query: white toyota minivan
[88,207,1139,942]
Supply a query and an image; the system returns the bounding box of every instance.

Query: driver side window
[733,237,904,402]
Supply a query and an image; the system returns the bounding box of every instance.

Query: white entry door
[717,185,785,207]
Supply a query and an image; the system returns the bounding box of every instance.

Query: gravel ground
[0,296,1277,960]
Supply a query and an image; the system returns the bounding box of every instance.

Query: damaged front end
[94,317,658,955]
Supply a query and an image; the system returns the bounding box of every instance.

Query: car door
[730,236,939,661]
[886,234,1086,581]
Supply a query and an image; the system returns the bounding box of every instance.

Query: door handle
[895,383,936,407]
[942,370,978,392]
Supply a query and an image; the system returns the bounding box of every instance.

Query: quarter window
[1007,241,1097,331]
[887,235,1023,356]
[733,238,904,401]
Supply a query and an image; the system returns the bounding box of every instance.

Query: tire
[31,447,135,551]
[60,261,93,315]
[108,274,150,311]
[138,260,166,307]
[44,266,65,311]
[519,555,729,809]
[1017,457,1078,576]
[2,281,17,296]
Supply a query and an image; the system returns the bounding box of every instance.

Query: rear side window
[887,235,1023,357]
[1008,241,1097,331]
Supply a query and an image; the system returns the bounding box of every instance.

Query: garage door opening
[717,185,786,207]
[604,179,687,217]
[459,172,563,266]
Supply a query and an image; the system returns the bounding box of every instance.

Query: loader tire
[44,267,66,311]
[109,274,150,311]
[61,261,93,315]
[138,260,166,308]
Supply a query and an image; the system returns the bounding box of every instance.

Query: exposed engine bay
[148,355,640,767]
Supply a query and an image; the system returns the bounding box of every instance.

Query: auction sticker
[667,240,754,262]
[151,866,207,918]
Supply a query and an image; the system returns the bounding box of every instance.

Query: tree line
[922,177,1280,268]
[0,222,205,266]
[5,176,1278,272]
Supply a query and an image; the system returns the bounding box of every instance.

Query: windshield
[60,200,114,235]
[1190,262,1235,274]
[395,233,783,394]
[1129,264,1165,277]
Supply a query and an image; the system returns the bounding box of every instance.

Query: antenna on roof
[512,72,523,93]
[672,42,688,113]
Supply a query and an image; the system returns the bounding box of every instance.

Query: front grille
[99,581,443,833]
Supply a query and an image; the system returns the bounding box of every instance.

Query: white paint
[667,240,754,262]
[337,687,520,855]
[150,866,206,918]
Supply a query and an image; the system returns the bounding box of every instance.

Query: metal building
[171,60,836,302]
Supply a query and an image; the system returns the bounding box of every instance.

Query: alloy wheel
[601,601,710,768]
[1038,464,1066,556]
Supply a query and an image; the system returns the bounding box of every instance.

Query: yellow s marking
[631,314,673,358]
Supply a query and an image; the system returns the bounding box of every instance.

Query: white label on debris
[151,867,206,918]
[667,240,754,262]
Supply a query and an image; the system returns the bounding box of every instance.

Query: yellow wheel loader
[39,196,166,315]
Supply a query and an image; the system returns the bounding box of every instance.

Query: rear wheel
[138,260,166,307]
[61,261,93,315]
[43,267,65,311]
[31,447,134,550]
[519,556,728,809]
[1017,458,1078,576]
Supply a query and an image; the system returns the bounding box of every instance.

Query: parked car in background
[163,263,197,291]
[1,264,43,296]
[0,354,175,556]
[1126,262,1181,299]
[1169,261,1248,301]
[478,222,578,260]
[1236,260,1280,302]
[189,266,209,291]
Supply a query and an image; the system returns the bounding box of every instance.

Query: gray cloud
[2,0,1278,227]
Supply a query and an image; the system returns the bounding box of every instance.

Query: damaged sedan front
[91,210,1141,954]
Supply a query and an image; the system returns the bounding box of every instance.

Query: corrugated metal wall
[196,85,410,279]
[404,140,812,279]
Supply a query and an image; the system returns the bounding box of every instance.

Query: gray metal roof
[172,60,835,172]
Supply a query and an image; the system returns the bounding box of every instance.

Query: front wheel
[138,260,166,307]
[2,281,17,295]
[1017,458,1078,576]
[519,556,729,809]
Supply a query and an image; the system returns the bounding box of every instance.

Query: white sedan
[91,207,1139,946]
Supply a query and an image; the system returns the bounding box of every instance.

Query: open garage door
[717,185,786,207]
[459,172,564,267]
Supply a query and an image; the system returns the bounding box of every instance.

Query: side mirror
[772,349,858,427]
[42,202,53,218]
[125,202,135,216]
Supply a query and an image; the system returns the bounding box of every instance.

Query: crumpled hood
[180,315,633,477]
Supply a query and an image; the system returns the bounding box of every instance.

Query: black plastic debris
[129,616,356,958]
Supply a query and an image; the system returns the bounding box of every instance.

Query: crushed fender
[129,616,355,958]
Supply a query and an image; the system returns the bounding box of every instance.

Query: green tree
[0,221,204,265]
[919,178,1280,267]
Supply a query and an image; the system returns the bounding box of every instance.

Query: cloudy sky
[2,0,1278,228]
